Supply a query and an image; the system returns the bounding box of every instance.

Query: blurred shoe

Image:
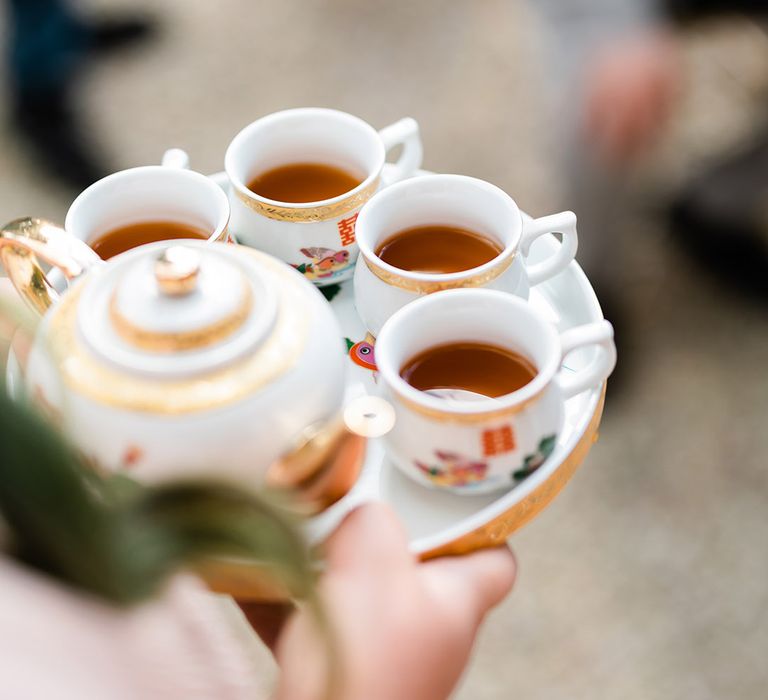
[666,0,768,23]
[11,89,109,192]
[668,132,768,302]
[81,15,156,55]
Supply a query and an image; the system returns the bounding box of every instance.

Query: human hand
[266,503,516,700]
[583,30,682,164]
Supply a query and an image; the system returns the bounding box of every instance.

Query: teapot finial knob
[155,246,201,296]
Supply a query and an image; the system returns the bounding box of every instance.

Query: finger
[603,94,647,163]
[236,600,296,654]
[585,78,629,164]
[650,62,679,125]
[421,545,517,620]
[617,86,655,160]
[596,102,626,163]
[617,63,675,159]
[323,502,414,573]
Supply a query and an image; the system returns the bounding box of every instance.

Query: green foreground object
[0,392,314,606]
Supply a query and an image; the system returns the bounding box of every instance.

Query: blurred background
[1,0,768,697]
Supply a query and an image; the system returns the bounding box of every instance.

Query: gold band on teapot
[46,250,311,414]
[108,285,253,353]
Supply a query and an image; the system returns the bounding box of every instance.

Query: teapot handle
[0,217,102,314]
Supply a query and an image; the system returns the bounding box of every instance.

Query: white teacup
[375,289,616,495]
[224,108,422,286]
[66,150,231,254]
[354,174,578,336]
[1,152,232,303]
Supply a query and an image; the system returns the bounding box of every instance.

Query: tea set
[0,107,615,566]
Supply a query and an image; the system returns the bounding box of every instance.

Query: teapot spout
[266,416,367,514]
[266,395,396,515]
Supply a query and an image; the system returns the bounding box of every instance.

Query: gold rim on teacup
[225,108,398,224]
[234,175,381,223]
[65,164,233,246]
[362,248,517,294]
[390,382,547,423]
[354,174,526,298]
[210,223,232,242]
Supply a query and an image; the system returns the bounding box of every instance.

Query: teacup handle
[520,211,578,286]
[209,171,230,193]
[378,118,423,184]
[555,320,616,399]
[161,148,191,169]
[0,218,102,315]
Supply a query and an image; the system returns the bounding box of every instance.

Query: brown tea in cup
[246,162,363,203]
[375,224,502,274]
[90,221,209,260]
[400,341,537,398]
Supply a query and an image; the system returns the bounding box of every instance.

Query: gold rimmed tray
[4,167,607,600]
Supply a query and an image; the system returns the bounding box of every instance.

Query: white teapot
[0,222,348,486]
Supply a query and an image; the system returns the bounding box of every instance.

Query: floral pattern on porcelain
[293,247,352,282]
[511,435,557,482]
[415,450,490,488]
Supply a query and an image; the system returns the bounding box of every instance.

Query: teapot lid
[77,241,277,377]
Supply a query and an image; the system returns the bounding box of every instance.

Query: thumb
[421,546,517,620]
[323,502,414,573]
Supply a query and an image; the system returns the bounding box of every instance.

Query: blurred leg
[5,0,154,191]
